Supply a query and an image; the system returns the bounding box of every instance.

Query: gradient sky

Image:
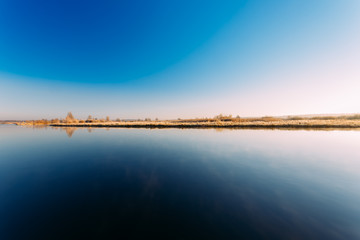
[1,0,359,120]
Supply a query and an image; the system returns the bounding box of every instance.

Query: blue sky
[1,0,359,120]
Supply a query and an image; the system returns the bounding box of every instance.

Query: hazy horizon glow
[1,0,359,120]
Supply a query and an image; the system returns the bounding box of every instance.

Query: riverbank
[13,119,360,129]
[5,114,360,130]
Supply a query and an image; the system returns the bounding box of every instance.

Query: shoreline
[5,118,360,130]
[49,119,360,129]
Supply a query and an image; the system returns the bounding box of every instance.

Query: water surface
[1,125,360,239]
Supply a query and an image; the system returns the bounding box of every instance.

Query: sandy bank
[43,119,360,129]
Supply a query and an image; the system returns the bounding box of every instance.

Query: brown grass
[11,114,360,129]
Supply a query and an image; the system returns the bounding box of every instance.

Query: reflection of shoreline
[64,127,76,138]
[49,127,77,138]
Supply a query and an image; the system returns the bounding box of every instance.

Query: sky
[1,0,359,120]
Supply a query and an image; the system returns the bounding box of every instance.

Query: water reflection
[64,127,76,138]
[24,124,360,139]
[51,127,90,138]
[0,126,359,239]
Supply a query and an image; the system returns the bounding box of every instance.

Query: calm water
[1,125,360,239]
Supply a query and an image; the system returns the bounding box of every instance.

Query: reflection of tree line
[50,126,94,138]
[66,127,95,138]
[64,128,76,138]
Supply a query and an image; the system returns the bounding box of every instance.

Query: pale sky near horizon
[1,0,359,120]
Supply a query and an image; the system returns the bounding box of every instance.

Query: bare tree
[66,112,75,123]
[67,112,74,119]
[214,114,223,119]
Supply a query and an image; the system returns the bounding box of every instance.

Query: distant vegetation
[287,114,360,121]
[7,112,360,129]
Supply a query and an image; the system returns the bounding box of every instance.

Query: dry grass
[11,114,360,129]
[45,119,360,129]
